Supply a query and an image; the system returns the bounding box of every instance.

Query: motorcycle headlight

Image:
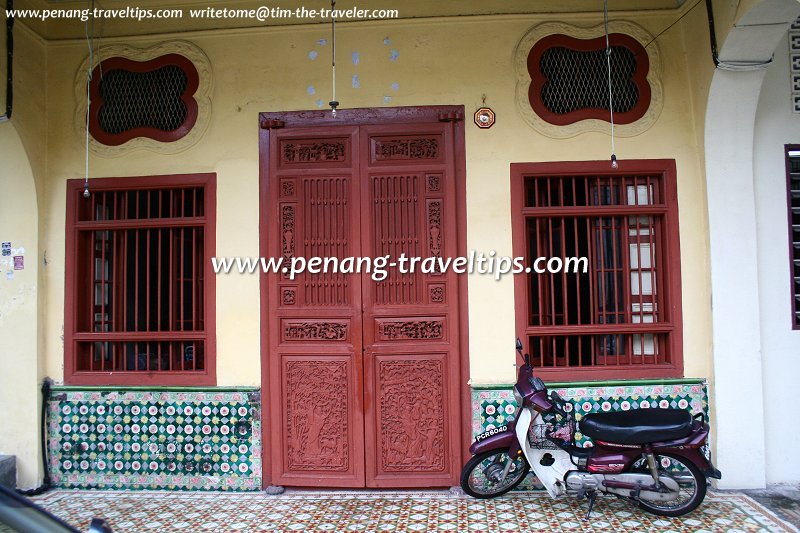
[513,386,524,407]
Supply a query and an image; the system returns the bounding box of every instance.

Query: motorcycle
[460,339,722,518]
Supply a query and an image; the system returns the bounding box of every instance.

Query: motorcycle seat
[580,408,693,445]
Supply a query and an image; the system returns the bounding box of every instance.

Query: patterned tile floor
[33,489,797,533]
[744,488,800,530]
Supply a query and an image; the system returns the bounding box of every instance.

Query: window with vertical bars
[786,146,800,328]
[512,162,682,381]
[64,174,215,385]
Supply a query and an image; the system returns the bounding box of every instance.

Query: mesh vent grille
[540,46,639,115]
[97,66,189,135]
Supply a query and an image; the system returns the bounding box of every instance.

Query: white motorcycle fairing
[514,406,573,498]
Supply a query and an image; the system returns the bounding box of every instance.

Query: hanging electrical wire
[328,0,339,117]
[1,0,13,123]
[640,0,772,71]
[604,0,618,169]
[82,0,95,197]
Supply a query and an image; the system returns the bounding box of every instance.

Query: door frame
[258,105,470,488]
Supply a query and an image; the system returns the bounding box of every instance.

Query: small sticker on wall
[13,256,23,270]
[5,271,12,281]
[1,243,10,256]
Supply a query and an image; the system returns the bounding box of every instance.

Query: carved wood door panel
[360,122,462,487]
[266,126,366,487]
[266,119,462,488]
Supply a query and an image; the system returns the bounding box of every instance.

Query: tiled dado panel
[47,388,261,491]
[471,380,708,489]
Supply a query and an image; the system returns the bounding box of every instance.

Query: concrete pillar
[704,0,800,488]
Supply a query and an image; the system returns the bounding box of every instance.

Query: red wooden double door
[262,111,465,488]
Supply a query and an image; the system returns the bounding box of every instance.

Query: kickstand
[584,491,597,520]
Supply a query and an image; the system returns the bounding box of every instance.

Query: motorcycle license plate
[475,425,508,442]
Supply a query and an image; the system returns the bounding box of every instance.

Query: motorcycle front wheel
[631,453,707,517]
[460,449,530,498]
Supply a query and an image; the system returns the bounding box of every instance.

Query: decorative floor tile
[33,490,796,533]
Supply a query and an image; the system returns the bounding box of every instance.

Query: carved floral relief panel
[280,179,296,198]
[281,287,297,306]
[428,284,446,304]
[279,139,349,167]
[376,318,445,341]
[285,360,350,472]
[377,358,446,472]
[426,199,443,275]
[426,174,442,193]
[282,320,349,342]
[370,136,442,163]
[281,203,295,264]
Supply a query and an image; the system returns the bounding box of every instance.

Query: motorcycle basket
[527,413,575,450]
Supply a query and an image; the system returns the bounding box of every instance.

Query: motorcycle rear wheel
[460,449,530,499]
[632,453,707,517]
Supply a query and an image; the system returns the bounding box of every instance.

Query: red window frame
[785,144,800,329]
[527,33,651,126]
[89,54,200,146]
[511,160,683,381]
[64,173,216,386]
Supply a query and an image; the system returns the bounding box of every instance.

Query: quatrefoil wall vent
[514,21,663,139]
[90,54,198,146]
[530,33,649,126]
[75,41,212,156]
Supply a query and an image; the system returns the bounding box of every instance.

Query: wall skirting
[46,380,708,491]
[47,387,261,491]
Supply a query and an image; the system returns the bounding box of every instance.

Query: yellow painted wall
[0,21,47,490]
[676,0,740,454]
[0,122,41,489]
[31,13,715,389]
[7,26,48,192]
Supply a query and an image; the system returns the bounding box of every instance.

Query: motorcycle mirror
[515,338,523,353]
